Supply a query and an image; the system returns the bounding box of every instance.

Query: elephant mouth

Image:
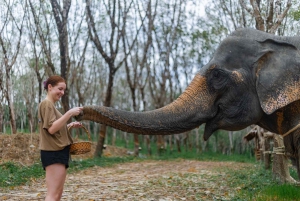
[203,100,258,141]
[202,104,221,141]
[203,103,240,140]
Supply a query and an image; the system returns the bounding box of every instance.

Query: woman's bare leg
[45,163,67,201]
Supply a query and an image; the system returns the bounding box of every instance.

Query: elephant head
[76,28,300,141]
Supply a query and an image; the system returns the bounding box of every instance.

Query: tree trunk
[195,129,200,153]
[214,133,218,153]
[169,135,173,152]
[0,67,3,133]
[264,137,271,169]
[94,124,107,157]
[228,131,233,155]
[112,128,117,146]
[183,134,187,152]
[134,134,140,157]
[257,126,265,163]
[176,135,181,153]
[0,7,24,134]
[124,132,129,148]
[157,135,165,155]
[24,82,35,133]
[145,135,152,156]
[6,76,17,134]
[50,0,71,113]
[0,102,3,133]
[202,139,208,152]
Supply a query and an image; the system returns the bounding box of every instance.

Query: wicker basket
[69,125,92,155]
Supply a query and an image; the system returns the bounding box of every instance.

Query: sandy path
[0,160,252,201]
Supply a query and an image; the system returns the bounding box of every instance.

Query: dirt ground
[0,133,254,201]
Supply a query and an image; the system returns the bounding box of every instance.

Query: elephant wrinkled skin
[76,28,300,180]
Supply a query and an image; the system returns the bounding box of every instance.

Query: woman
[38,75,83,201]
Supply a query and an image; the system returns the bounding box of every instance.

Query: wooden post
[272,135,297,183]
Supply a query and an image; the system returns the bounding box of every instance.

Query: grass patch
[0,162,43,187]
[254,184,300,201]
[148,149,255,164]
[222,164,300,201]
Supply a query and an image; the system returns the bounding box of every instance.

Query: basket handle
[68,124,91,141]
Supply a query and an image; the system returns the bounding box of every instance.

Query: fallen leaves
[0,160,253,200]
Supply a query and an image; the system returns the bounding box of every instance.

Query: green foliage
[224,165,300,201]
[290,166,298,180]
[254,184,300,201]
[291,9,300,21]
[0,162,43,187]
[147,149,255,164]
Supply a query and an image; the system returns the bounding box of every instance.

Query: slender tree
[0,60,4,133]
[50,0,72,113]
[147,0,188,154]
[26,5,44,103]
[86,0,141,157]
[239,0,292,33]
[0,0,26,134]
[122,0,157,156]
[28,0,56,76]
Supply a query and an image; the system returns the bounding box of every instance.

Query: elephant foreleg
[297,149,300,181]
[294,132,300,181]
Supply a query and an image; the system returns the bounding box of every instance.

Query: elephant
[76,28,300,180]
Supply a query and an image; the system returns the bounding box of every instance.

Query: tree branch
[269,0,292,34]
[250,0,265,31]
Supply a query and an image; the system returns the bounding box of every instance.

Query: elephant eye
[212,69,223,80]
[213,70,220,78]
[210,69,227,90]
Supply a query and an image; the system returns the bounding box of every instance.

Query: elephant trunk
[76,73,215,135]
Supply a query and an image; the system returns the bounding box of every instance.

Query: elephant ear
[256,39,300,115]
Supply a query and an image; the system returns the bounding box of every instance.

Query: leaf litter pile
[0,134,257,200]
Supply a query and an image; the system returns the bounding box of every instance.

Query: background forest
[1,0,300,157]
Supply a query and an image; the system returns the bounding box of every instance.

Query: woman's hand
[67,107,83,117]
[48,107,83,134]
[68,121,83,128]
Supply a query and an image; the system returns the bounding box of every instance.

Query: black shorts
[40,145,70,170]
